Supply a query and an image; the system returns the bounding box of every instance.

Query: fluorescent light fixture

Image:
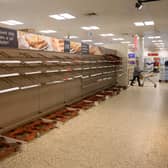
[21,84,41,90]
[152,40,163,43]
[90,26,100,30]
[94,42,104,45]
[81,26,100,30]
[134,22,144,26]
[121,41,131,44]
[39,30,56,34]
[113,38,124,41]
[148,36,160,39]
[81,27,90,30]
[144,21,155,26]
[65,35,79,39]
[60,13,76,19]
[0,87,19,94]
[0,73,20,78]
[0,60,21,64]
[49,14,65,20]
[154,43,165,45]
[100,33,114,37]
[155,36,161,39]
[82,40,93,42]
[0,20,23,26]
[25,71,42,75]
[49,13,76,20]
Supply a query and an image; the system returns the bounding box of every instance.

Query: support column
[135,35,145,69]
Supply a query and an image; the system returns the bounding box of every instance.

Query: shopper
[131,62,142,86]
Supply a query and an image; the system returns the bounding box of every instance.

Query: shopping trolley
[140,71,157,88]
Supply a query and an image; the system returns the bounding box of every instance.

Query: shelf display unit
[159,57,168,82]
[0,48,126,132]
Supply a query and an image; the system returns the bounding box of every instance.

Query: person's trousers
[131,76,141,86]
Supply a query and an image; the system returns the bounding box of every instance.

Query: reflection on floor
[1,83,168,168]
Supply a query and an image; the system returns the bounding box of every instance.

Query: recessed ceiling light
[39,30,56,34]
[100,33,114,37]
[49,14,65,20]
[81,27,90,30]
[113,38,124,41]
[154,43,165,45]
[90,26,100,30]
[155,36,161,39]
[82,40,93,42]
[94,42,104,45]
[60,13,76,19]
[148,36,161,39]
[144,21,155,26]
[121,41,131,44]
[134,22,144,27]
[49,13,76,20]
[0,20,24,26]
[152,40,163,43]
[81,26,100,30]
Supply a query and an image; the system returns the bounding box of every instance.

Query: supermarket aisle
[1,84,168,168]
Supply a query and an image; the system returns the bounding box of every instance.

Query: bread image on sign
[70,42,81,54]
[25,35,48,50]
[51,38,64,52]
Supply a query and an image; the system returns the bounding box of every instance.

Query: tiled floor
[1,83,168,168]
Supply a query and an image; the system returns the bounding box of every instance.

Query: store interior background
[1,0,167,78]
[0,0,168,167]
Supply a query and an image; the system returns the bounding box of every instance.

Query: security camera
[135,0,143,10]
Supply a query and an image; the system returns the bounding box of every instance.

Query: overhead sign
[133,35,139,51]
[148,53,159,57]
[128,53,136,58]
[0,27,18,48]
[81,43,89,55]
[64,40,70,53]
[18,31,64,52]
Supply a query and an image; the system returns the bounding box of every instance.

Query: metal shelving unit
[0,48,126,132]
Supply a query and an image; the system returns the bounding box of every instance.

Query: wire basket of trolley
[140,71,157,88]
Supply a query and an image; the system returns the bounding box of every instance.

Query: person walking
[131,63,142,86]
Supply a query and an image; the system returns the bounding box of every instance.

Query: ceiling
[0,0,168,50]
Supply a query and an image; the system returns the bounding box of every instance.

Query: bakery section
[0,48,127,133]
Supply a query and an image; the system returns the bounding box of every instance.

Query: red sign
[148,53,159,57]
[134,35,138,50]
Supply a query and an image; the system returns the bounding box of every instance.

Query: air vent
[85,12,97,16]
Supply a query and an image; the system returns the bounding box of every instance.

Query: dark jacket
[133,66,141,77]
